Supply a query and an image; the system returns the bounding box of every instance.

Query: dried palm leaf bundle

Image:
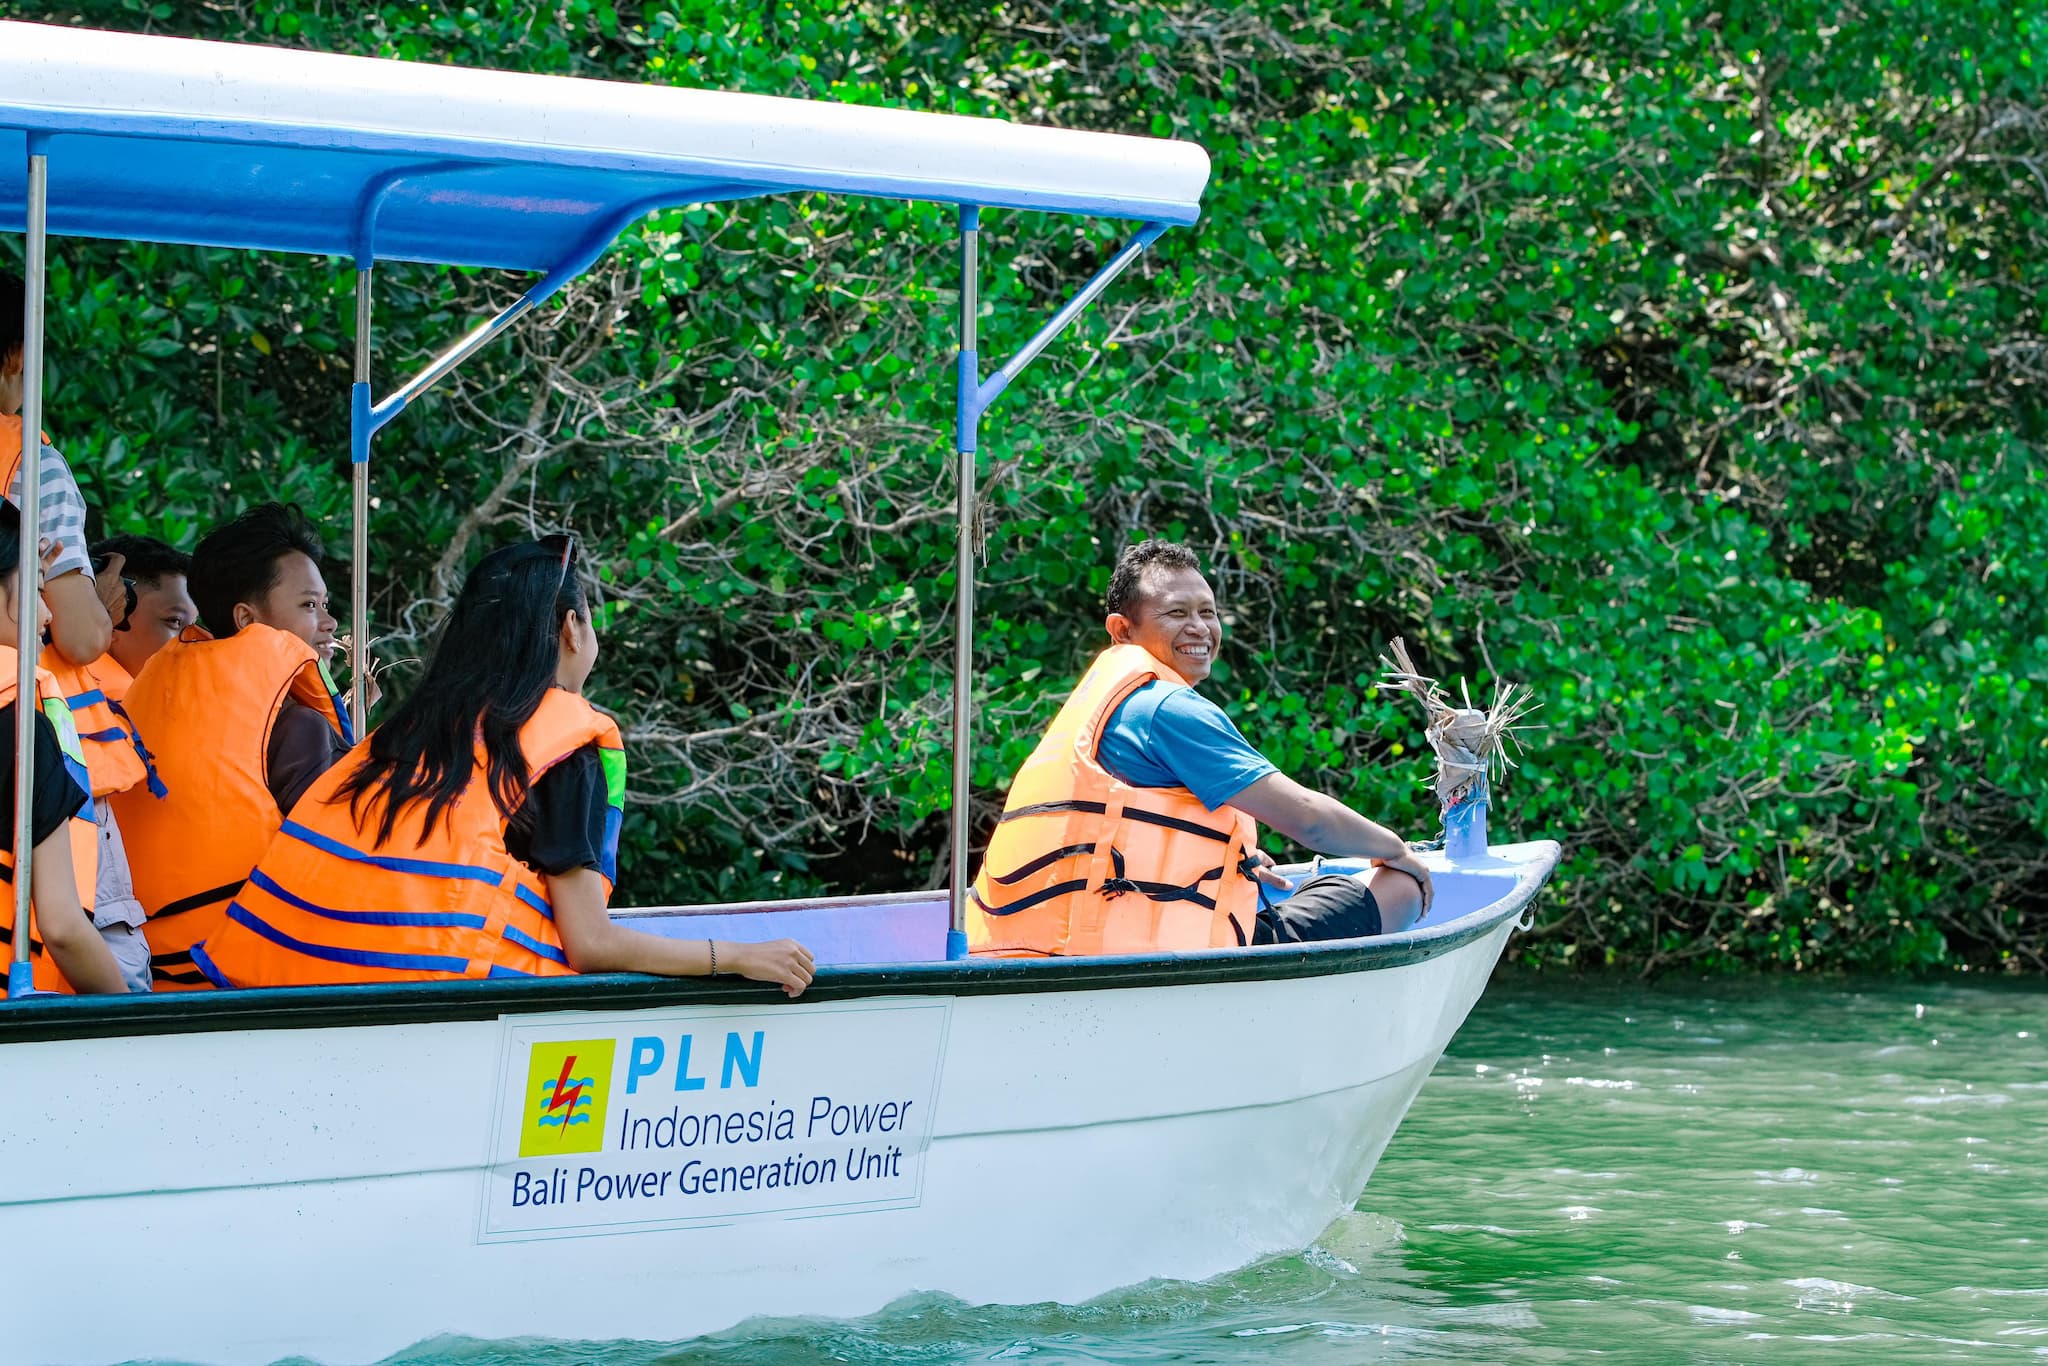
[1378,638,1540,856]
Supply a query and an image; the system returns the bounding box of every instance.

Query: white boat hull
[0,842,1555,1365]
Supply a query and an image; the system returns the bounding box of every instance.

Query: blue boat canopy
[0,21,1211,271]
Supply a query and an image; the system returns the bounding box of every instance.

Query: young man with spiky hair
[111,502,353,989]
[968,539,1432,957]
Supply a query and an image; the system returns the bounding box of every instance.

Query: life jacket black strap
[971,878,1092,918]
[997,798,1232,843]
[997,799,1106,822]
[0,919,46,954]
[1121,807,1234,842]
[989,843,1098,886]
[1113,877,1219,910]
[150,947,210,986]
[1097,848,1221,909]
[152,879,246,922]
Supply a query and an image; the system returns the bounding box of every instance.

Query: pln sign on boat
[482,1000,949,1240]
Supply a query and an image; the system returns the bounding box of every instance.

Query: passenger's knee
[1365,867,1423,934]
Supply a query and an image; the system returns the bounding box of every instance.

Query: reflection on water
[396,977,2048,1365]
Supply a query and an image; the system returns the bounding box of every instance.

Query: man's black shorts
[1252,872,1381,944]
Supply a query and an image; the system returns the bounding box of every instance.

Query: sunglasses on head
[538,532,578,597]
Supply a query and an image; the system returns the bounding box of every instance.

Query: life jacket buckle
[1099,846,1137,899]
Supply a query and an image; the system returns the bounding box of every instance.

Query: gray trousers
[91,802,152,993]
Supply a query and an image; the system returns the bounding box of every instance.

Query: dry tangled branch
[1379,637,1540,811]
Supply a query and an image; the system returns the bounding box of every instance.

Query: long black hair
[334,539,584,847]
[1,270,25,366]
[0,500,20,592]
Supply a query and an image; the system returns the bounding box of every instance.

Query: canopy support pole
[945,206,981,961]
[9,141,48,997]
[349,266,372,733]
[337,188,745,731]
[362,188,754,437]
[944,212,1170,960]
[958,220,1167,429]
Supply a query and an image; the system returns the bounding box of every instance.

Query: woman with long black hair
[192,536,815,995]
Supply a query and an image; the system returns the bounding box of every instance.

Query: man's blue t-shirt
[1096,680,1278,811]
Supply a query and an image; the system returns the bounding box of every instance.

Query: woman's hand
[1372,850,1435,917]
[723,938,816,997]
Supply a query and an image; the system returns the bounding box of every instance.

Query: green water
[406,977,2048,1365]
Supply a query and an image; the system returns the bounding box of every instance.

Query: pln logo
[519,1039,615,1157]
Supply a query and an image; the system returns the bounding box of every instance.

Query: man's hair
[1,271,23,366]
[189,502,323,638]
[1106,539,1202,619]
[91,534,192,589]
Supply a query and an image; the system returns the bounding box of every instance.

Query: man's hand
[1373,851,1435,918]
[1247,848,1293,893]
[93,550,130,628]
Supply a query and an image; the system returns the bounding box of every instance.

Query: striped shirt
[7,439,92,581]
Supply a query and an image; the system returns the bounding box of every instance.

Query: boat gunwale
[0,846,1551,1045]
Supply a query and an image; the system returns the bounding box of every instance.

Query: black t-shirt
[503,743,609,878]
[0,702,91,858]
[267,699,350,816]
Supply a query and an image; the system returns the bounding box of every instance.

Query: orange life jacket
[968,643,1260,956]
[192,688,626,988]
[0,413,48,480]
[42,652,165,801]
[0,645,102,995]
[1,417,166,802]
[110,624,353,989]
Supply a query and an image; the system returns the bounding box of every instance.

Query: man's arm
[41,568,114,666]
[1123,688,1435,913]
[23,445,113,666]
[1227,772,1409,858]
[1229,772,1435,915]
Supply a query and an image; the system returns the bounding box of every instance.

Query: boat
[0,22,1561,1365]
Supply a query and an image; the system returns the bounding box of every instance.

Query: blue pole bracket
[954,218,1167,456]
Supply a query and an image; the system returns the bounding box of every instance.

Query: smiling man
[91,535,197,681]
[968,539,1433,957]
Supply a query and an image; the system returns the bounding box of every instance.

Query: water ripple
[383,977,2048,1365]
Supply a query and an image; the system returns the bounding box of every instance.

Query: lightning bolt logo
[519,1038,614,1156]
[541,1054,591,1128]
